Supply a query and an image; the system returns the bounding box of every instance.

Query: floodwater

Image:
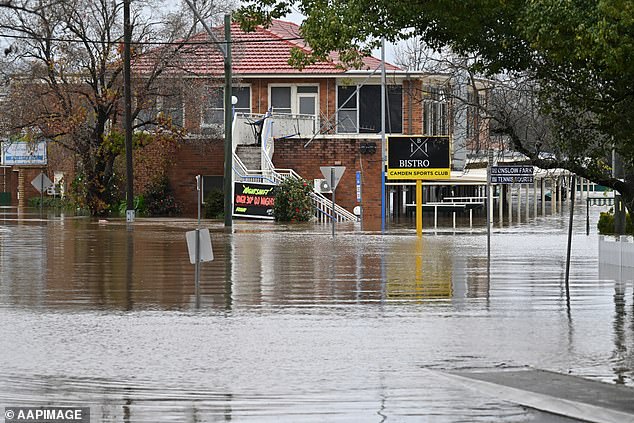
[0,205,632,422]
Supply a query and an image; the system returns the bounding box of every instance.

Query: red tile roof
[134,20,401,76]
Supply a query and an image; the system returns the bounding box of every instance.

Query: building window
[337,85,357,133]
[269,85,319,116]
[423,84,449,136]
[336,85,402,134]
[161,92,184,127]
[202,86,251,128]
[466,89,486,139]
[136,90,183,130]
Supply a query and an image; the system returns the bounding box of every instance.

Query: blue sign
[2,141,47,165]
[356,171,361,202]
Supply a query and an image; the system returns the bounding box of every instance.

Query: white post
[557,177,562,213]
[541,178,546,217]
[499,184,504,225]
[533,178,538,219]
[508,184,513,224]
[525,184,529,221]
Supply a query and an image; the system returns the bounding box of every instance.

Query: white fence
[598,235,634,268]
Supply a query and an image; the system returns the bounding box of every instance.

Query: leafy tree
[237,0,634,217]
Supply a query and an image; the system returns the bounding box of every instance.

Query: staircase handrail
[311,191,358,222]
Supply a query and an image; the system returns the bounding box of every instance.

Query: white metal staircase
[232,112,358,222]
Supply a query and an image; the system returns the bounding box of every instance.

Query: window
[423,84,449,136]
[336,85,402,134]
[136,90,183,130]
[337,86,358,133]
[162,92,184,127]
[269,85,319,116]
[202,86,251,127]
[466,89,486,139]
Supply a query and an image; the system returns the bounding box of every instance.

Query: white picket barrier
[598,235,634,268]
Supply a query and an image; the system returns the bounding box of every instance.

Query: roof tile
[134,20,401,76]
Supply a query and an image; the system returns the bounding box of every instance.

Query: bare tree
[0,0,230,215]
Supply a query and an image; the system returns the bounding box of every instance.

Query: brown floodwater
[0,205,631,422]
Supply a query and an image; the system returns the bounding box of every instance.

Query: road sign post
[320,166,346,237]
[31,172,53,214]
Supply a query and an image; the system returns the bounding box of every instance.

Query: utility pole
[183,1,233,227]
[380,38,386,232]
[123,0,134,223]
[223,14,233,227]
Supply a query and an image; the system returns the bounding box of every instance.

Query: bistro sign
[387,136,451,180]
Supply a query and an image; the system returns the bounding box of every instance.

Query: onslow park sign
[387,136,451,180]
[490,166,534,184]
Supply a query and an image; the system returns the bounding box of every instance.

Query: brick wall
[272,137,382,221]
[165,137,225,216]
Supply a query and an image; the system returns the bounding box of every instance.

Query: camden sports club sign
[387,136,451,180]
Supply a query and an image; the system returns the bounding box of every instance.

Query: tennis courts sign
[387,136,450,180]
[490,166,534,184]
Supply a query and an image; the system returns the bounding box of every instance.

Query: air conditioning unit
[314,178,332,194]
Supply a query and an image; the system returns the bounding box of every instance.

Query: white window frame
[422,84,449,136]
[268,84,320,116]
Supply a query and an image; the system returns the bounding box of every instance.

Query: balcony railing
[233,112,318,145]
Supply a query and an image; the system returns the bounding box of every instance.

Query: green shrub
[204,189,224,219]
[273,177,313,222]
[143,177,182,217]
[118,195,147,217]
[28,196,74,209]
[597,208,633,235]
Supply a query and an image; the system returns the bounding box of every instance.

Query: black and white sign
[490,166,534,184]
[387,136,451,180]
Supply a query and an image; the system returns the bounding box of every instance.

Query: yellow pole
[416,179,423,237]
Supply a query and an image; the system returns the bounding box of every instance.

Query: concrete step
[435,368,634,423]
[236,145,261,170]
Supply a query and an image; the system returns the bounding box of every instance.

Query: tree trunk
[82,147,117,217]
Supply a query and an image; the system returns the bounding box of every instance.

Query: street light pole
[182,1,233,227]
[223,14,233,227]
[123,0,134,223]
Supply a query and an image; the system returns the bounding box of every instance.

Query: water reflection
[0,206,632,421]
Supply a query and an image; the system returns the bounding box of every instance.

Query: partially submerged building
[2,19,494,222]
[131,19,491,223]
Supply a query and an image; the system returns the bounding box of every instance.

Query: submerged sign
[490,166,534,184]
[1,141,47,165]
[387,136,451,180]
[233,182,276,220]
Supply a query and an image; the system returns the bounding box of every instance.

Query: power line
[0,32,304,46]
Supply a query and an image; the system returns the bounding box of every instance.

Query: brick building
[2,20,489,222]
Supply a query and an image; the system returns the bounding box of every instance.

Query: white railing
[311,191,358,222]
[233,112,356,223]
[269,113,318,139]
[599,235,634,268]
[233,113,264,146]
